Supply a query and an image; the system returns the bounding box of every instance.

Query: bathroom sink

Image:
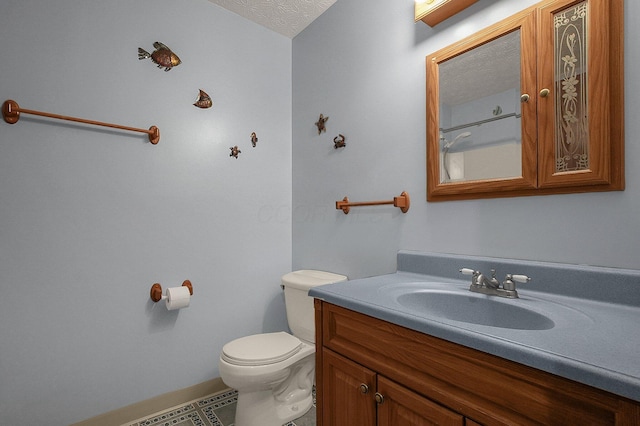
[394,288,555,330]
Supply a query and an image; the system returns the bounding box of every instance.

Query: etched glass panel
[554,1,588,172]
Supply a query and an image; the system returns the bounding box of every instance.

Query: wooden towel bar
[2,99,160,144]
[336,191,410,214]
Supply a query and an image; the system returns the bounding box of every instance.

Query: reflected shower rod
[440,112,521,134]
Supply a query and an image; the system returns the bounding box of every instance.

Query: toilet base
[234,389,313,426]
[231,353,315,426]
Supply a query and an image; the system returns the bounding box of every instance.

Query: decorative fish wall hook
[315,114,328,134]
[251,132,258,147]
[229,145,241,159]
[333,134,346,149]
[193,89,213,109]
[138,42,182,72]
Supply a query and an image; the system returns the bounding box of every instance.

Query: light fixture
[415,0,478,27]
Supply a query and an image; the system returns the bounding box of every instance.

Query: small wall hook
[251,132,258,147]
[150,280,193,302]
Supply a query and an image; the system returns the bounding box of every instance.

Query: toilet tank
[282,270,347,344]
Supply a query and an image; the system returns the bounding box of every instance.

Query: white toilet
[218,270,347,426]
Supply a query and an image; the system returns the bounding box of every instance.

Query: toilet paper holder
[150,280,193,302]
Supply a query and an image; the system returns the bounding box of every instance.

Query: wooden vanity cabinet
[314,300,640,425]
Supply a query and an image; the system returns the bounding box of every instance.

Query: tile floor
[123,388,316,426]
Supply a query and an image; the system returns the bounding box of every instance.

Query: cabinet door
[322,348,376,426]
[377,376,464,426]
[426,9,539,201]
[537,0,622,188]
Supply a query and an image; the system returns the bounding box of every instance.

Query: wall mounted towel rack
[336,191,410,214]
[2,99,160,144]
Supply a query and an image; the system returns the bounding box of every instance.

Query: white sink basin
[396,290,555,330]
[378,282,593,331]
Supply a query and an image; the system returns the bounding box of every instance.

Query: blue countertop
[309,251,640,402]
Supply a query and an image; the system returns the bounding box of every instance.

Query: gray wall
[292,0,640,278]
[0,1,291,424]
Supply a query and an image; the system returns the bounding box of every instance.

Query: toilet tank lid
[282,270,347,290]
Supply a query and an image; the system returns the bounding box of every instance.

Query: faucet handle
[460,268,481,287]
[502,274,531,292]
[510,274,531,283]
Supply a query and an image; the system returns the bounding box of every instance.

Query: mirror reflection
[439,30,522,183]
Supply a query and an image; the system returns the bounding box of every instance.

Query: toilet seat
[221,331,302,366]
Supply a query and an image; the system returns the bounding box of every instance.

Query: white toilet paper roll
[165,286,191,310]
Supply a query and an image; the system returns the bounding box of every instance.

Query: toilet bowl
[218,270,347,426]
[219,332,315,425]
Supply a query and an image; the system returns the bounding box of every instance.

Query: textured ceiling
[439,30,521,106]
[208,0,337,38]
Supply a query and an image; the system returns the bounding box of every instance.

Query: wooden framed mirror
[426,0,624,201]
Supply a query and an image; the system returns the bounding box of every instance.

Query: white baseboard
[70,377,229,426]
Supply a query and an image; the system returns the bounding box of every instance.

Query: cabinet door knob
[539,88,550,98]
[375,392,385,404]
[520,93,530,103]
[359,383,369,394]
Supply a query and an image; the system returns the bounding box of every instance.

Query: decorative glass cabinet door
[537,0,623,189]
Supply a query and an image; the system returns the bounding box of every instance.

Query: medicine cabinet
[426,0,624,201]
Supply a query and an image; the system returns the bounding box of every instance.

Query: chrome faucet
[460,268,531,298]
